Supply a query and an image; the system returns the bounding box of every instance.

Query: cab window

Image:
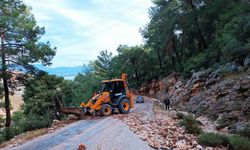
[113,81,125,94]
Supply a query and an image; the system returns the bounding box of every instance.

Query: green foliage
[141,0,250,76]
[0,0,56,128]
[114,45,159,87]
[1,0,249,144]
[66,0,250,93]
[182,53,209,78]
[179,114,202,134]
[12,111,50,132]
[90,50,113,79]
[0,83,3,99]
[0,0,56,68]
[198,133,250,150]
[59,80,77,106]
[72,69,103,105]
[228,135,250,150]
[176,112,184,119]
[0,126,18,143]
[0,111,51,143]
[198,133,228,147]
[0,73,73,143]
[0,116,5,128]
[0,0,56,80]
[22,73,69,121]
[237,127,250,139]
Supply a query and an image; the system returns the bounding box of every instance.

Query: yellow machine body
[79,73,134,116]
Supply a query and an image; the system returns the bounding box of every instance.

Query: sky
[23,0,153,67]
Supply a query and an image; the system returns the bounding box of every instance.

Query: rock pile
[114,112,198,149]
[152,68,250,133]
[114,107,227,150]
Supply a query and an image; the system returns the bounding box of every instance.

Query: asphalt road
[4,99,153,150]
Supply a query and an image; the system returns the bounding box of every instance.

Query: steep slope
[141,62,250,133]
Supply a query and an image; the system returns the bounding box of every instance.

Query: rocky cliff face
[141,60,250,133]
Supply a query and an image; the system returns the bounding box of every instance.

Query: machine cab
[101,80,126,100]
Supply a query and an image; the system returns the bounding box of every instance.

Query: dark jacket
[164,98,170,105]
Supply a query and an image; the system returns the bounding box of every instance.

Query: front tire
[118,98,130,114]
[100,104,112,116]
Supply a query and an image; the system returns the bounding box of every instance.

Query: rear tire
[100,104,112,116]
[118,98,130,114]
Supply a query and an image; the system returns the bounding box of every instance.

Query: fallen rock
[68,114,79,120]
[48,128,54,133]
[78,143,86,150]
[196,144,203,150]
[52,119,61,126]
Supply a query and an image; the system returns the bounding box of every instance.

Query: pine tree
[0,0,56,126]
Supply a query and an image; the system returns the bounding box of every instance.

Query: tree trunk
[54,95,62,120]
[170,51,176,67]
[188,0,207,49]
[157,48,163,70]
[171,31,180,63]
[130,57,140,88]
[1,33,11,127]
[180,33,184,62]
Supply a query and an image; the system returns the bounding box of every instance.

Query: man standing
[164,96,170,110]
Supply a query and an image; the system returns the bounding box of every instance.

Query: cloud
[23,0,152,67]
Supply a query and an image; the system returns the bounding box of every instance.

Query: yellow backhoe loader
[61,73,134,117]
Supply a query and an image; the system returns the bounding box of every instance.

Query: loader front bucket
[60,107,87,118]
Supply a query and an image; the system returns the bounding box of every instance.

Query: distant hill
[35,64,83,80]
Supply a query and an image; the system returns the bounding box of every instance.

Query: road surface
[4,98,154,150]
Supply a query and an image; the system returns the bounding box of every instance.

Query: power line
[87,12,146,36]
[50,8,148,48]
[50,2,149,40]
[78,11,145,33]
[46,1,149,38]
[44,1,151,48]
[60,11,147,49]
[73,0,149,33]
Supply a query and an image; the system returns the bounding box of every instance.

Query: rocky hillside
[140,59,250,134]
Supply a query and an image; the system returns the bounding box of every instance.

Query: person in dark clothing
[164,96,170,110]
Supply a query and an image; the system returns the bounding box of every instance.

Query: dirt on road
[3,98,159,150]
[2,96,226,150]
[113,97,199,150]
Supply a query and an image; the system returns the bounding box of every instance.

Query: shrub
[182,53,209,78]
[12,111,28,133]
[0,112,27,143]
[30,116,50,129]
[228,135,250,150]
[0,112,52,144]
[237,127,250,139]
[13,111,51,132]
[198,133,228,147]
[23,113,51,131]
[0,127,20,144]
[198,133,250,150]
[179,114,202,134]
[176,112,184,119]
[0,116,5,128]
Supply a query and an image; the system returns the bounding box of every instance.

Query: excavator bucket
[60,107,87,117]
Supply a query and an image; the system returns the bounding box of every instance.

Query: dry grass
[0,87,24,116]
